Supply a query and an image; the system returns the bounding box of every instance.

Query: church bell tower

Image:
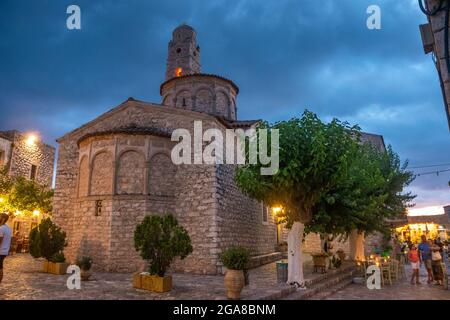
[165,24,201,80]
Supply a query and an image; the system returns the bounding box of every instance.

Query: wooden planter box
[42,260,69,275]
[133,273,172,293]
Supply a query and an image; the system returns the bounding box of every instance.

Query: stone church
[53,24,385,274]
[53,24,281,274]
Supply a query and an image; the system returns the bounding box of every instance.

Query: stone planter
[80,269,91,281]
[224,269,245,300]
[133,273,172,293]
[46,261,69,275]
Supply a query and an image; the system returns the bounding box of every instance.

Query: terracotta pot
[224,269,245,300]
[80,269,91,281]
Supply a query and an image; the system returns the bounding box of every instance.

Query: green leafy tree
[0,167,13,212]
[308,144,415,237]
[29,218,66,262]
[134,214,193,277]
[8,177,53,214]
[0,167,53,216]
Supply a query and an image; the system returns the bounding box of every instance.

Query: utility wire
[416,168,450,176]
[409,163,450,169]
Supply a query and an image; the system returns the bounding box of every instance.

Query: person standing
[431,241,444,286]
[408,244,421,285]
[0,213,12,284]
[418,235,433,284]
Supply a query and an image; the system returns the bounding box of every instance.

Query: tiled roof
[77,124,173,145]
[407,214,450,226]
[160,73,239,94]
[0,131,13,141]
[215,117,260,129]
[359,132,386,152]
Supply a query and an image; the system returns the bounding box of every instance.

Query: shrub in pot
[76,256,93,281]
[220,246,250,300]
[29,218,67,275]
[133,214,192,293]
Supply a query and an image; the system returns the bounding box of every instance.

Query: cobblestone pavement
[324,264,450,300]
[0,254,303,300]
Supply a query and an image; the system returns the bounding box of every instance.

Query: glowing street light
[33,210,40,217]
[272,207,283,215]
[26,134,38,146]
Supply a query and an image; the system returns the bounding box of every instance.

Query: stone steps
[282,264,357,300]
[247,252,285,270]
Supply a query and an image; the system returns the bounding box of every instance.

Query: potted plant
[76,256,93,281]
[29,218,68,275]
[220,246,250,300]
[331,255,342,269]
[133,214,192,293]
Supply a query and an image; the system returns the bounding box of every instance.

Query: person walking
[431,241,444,286]
[0,213,12,284]
[418,235,434,284]
[408,244,421,285]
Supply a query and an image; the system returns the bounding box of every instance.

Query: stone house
[52,24,386,274]
[0,130,55,236]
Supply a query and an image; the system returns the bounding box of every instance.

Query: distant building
[395,206,450,243]
[0,130,55,237]
[419,2,450,130]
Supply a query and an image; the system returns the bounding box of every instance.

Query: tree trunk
[349,230,365,261]
[287,221,305,287]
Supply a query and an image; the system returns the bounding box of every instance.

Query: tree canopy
[0,167,54,215]
[235,110,415,237]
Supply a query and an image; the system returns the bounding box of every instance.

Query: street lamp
[26,134,38,146]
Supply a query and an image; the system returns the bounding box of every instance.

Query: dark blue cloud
[0,0,448,208]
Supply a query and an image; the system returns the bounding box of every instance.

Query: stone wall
[3,131,55,187]
[161,75,238,120]
[0,136,12,168]
[166,24,201,80]
[215,164,278,271]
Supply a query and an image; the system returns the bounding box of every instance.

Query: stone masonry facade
[0,130,55,187]
[53,100,278,274]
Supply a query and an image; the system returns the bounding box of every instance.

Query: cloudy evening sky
[0,0,449,211]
